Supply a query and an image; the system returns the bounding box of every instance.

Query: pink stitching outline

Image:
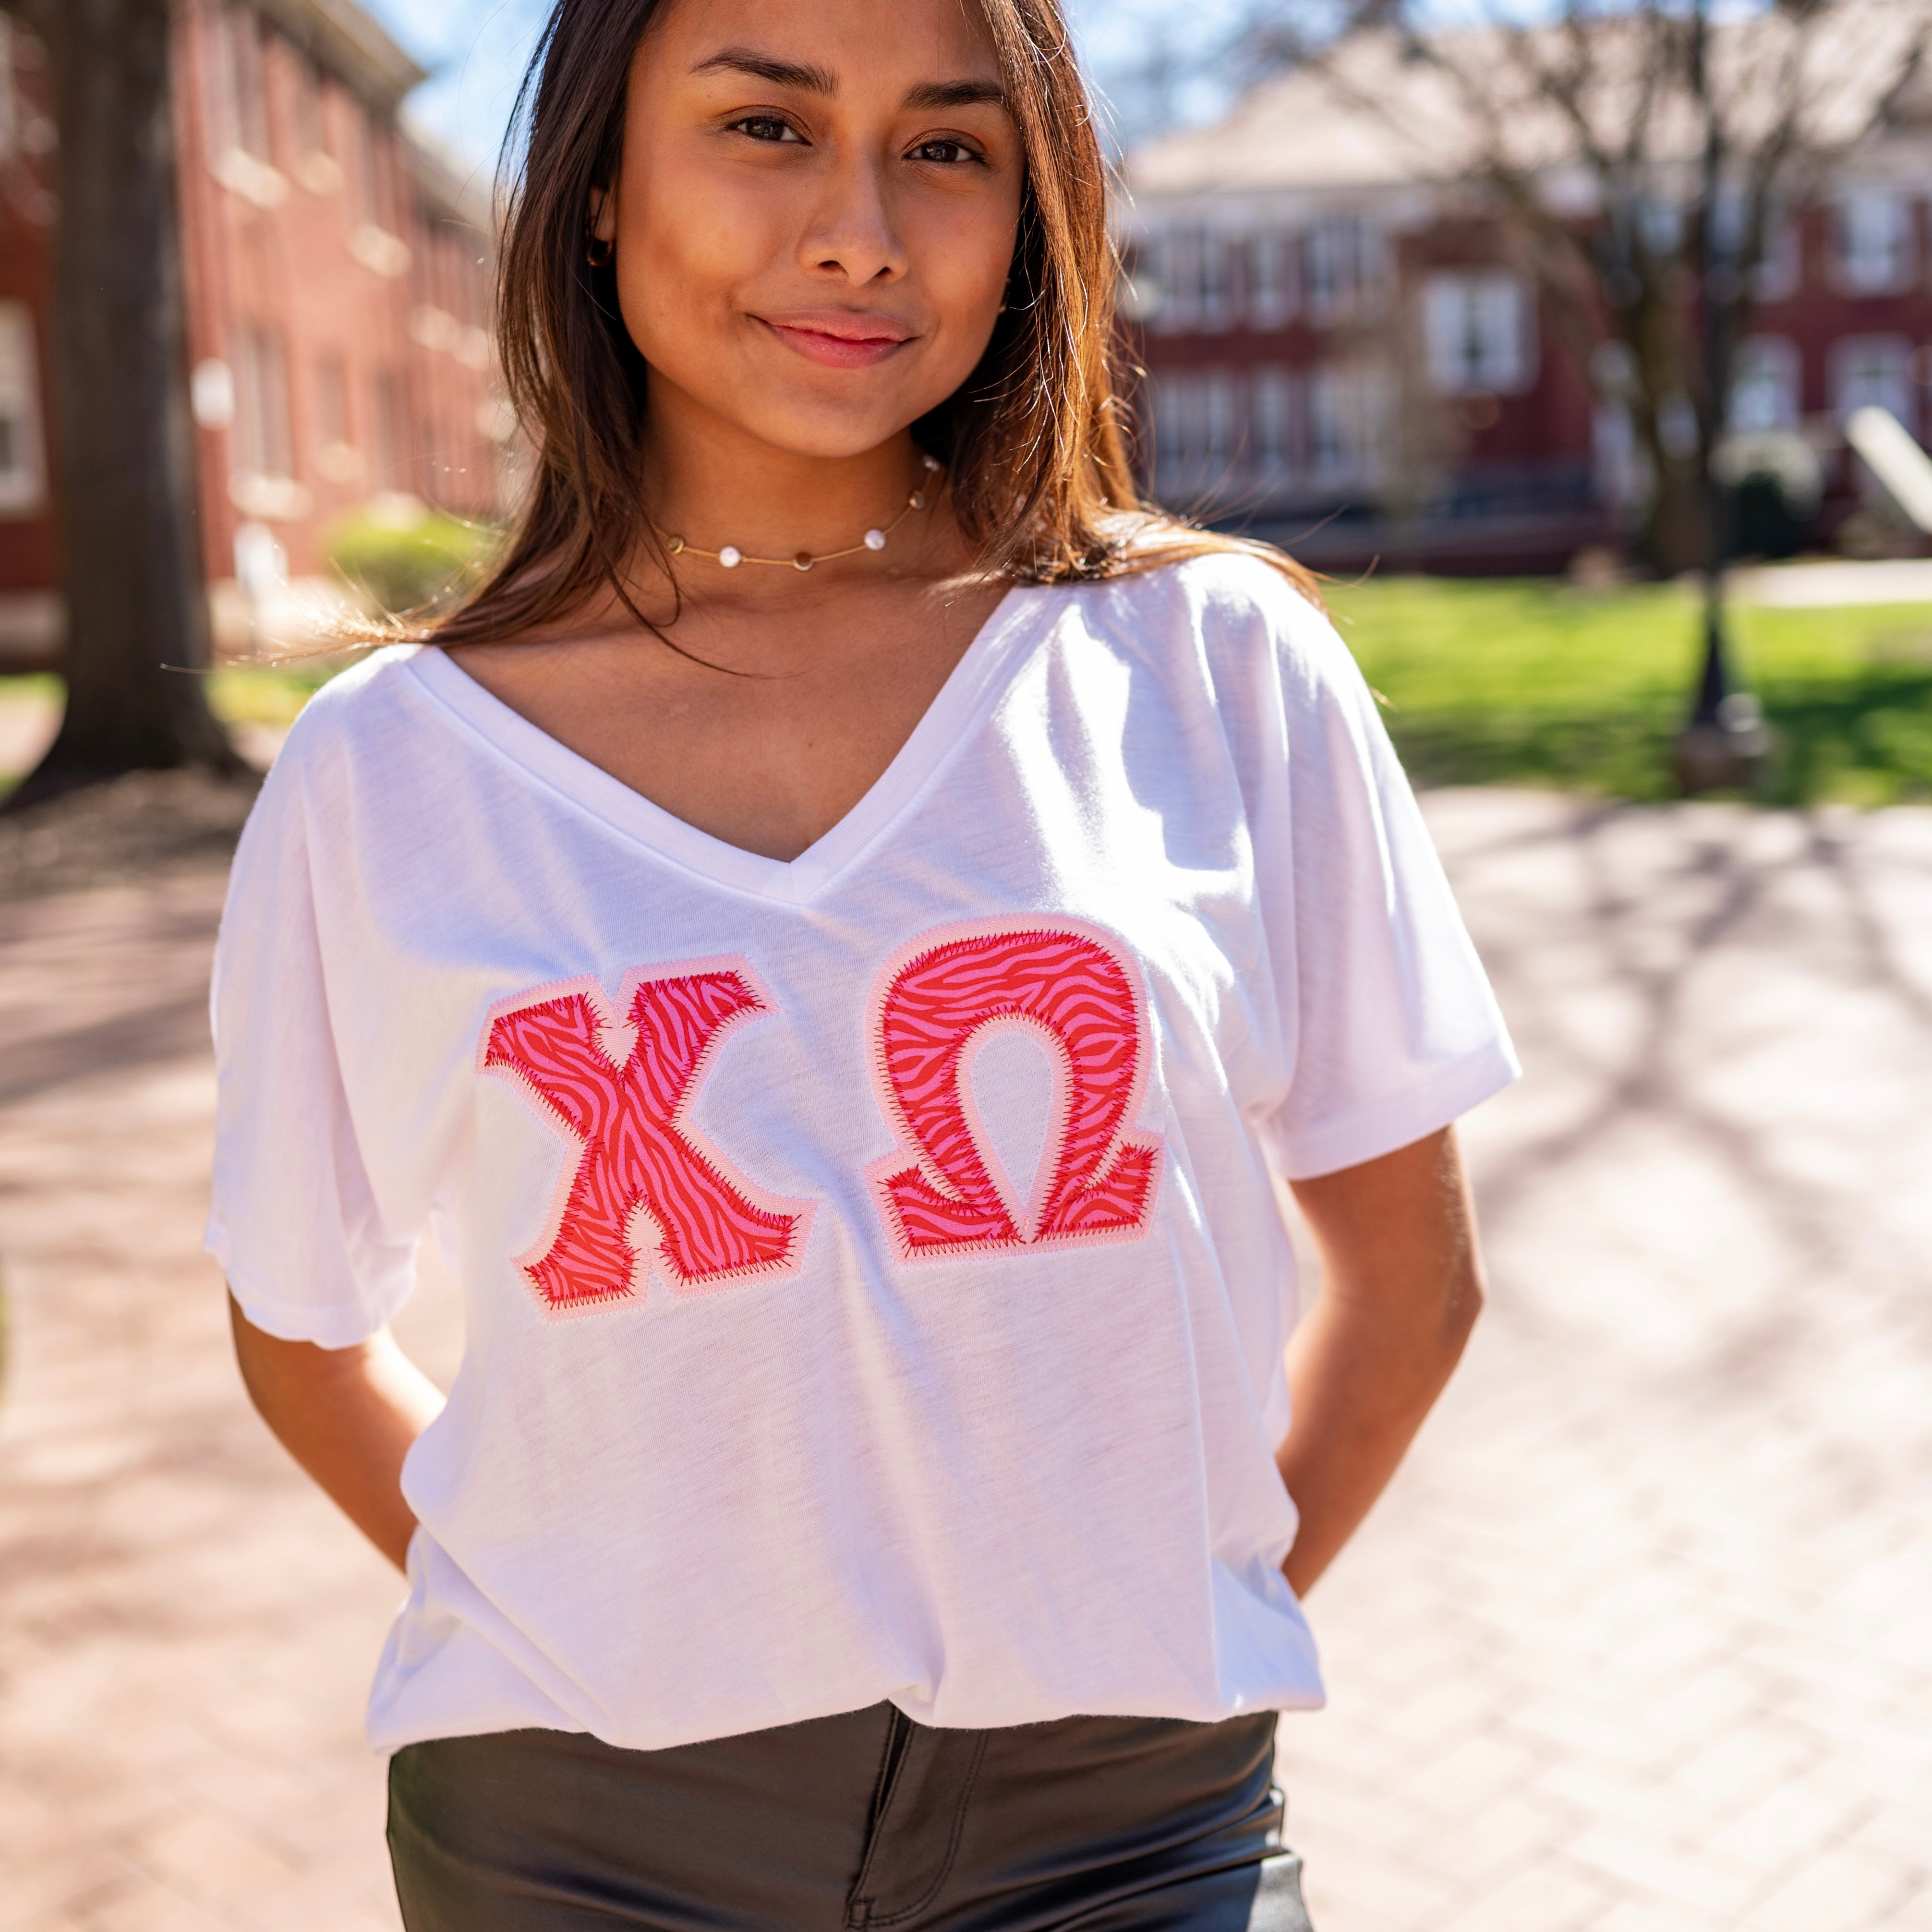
[479,956,815,1317]
[862,916,1164,1264]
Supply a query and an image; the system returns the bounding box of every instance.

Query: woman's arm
[229,1293,445,1571]
[1276,1125,1485,1598]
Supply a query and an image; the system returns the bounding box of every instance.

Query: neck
[638,379,924,566]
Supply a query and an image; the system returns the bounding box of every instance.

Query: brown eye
[908,139,978,165]
[731,116,804,145]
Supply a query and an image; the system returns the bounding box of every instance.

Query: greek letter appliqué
[481,959,812,1312]
[864,919,1163,1260]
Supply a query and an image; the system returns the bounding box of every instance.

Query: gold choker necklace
[664,453,940,573]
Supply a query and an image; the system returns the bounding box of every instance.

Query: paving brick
[1563,1823,1763,1920]
[1736,1845,1921,1932]
[1398,1791,1581,1889]
[1436,1860,1613,1932]
[1588,1902,1728,1932]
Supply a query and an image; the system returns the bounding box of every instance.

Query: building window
[1308,365,1386,487]
[1422,271,1536,396]
[372,368,408,489]
[1247,232,1296,330]
[1201,368,1239,462]
[1198,234,1236,333]
[1149,368,1245,494]
[1252,366,1296,475]
[293,56,326,159]
[1147,227,1199,334]
[1305,215,1381,324]
[313,354,362,484]
[1835,190,1913,296]
[1831,335,1913,431]
[314,355,349,447]
[0,301,47,516]
[0,17,17,162]
[233,323,293,480]
[352,108,386,229]
[1729,336,1801,432]
[1753,216,1802,302]
[210,2,271,162]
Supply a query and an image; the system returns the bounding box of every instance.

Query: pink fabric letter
[483,961,811,1310]
[866,920,1162,1260]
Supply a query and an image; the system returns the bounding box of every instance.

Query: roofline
[403,119,498,234]
[251,0,429,111]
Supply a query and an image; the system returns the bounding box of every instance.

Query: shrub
[326,495,498,616]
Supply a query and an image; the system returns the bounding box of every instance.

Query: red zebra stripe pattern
[482,962,810,1311]
[865,920,1162,1260]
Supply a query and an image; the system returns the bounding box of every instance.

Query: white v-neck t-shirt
[206,552,1517,1755]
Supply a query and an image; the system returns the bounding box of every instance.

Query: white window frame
[211,2,272,162]
[1830,334,1914,432]
[1422,270,1537,396]
[1309,364,1387,487]
[232,322,294,483]
[1252,366,1297,479]
[1147,227,1202,335]
[1752,215,1802,302]
[0,300,47,517]
[1247,232,1297,330]
[0,18,17,163]
[1305,215,1386,326]
[1728,335,1802,433]
[1148,367,1247,495]
[1835,189,1914,297]
[1304,217,1355,323]
[1201,368,1240,465]
[1197,233,1237,334]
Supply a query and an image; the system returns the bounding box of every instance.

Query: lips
[759,310,917,371]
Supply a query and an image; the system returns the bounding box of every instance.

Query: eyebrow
[902,78,1008,112]
[692,49,839,95]
[691,48,1008,114]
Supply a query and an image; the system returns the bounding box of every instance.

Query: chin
[726,398,925,461]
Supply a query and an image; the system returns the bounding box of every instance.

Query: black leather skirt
[387,1703,1314,1930]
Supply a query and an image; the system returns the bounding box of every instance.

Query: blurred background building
[0,0,505,667]
[1121,18,1932,575]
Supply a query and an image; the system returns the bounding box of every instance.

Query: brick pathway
[0,789,1927,1931]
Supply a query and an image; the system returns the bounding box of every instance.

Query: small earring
[586,234,614,268]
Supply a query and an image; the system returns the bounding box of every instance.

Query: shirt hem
[1271,1038,1521,1180]
[208,1216,405,1349]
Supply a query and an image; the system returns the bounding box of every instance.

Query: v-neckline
[404,583,1047,906]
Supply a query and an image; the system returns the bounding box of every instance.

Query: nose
[796,144,907,286]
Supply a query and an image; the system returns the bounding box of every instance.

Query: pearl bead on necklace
[665,453,941,573]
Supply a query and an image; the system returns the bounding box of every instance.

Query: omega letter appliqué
[865,919,1163,1260]
[481,959,812,1312]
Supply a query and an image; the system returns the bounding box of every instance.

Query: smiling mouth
[758,314,916,371]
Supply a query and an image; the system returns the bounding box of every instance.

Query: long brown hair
[430,0,1320,650]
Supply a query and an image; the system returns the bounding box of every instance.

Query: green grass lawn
[1327,577,1932,806]
[4,579,1931,807]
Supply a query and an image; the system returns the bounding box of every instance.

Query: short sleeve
[1255,588,1519,1179]
[204,749,422,1347]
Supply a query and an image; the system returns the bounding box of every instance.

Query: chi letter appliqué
[481,959,813,1313]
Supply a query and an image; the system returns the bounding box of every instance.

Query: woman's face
[598,0,1024,463]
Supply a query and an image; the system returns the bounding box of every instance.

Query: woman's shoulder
[269,643,434,771]
[1071,521,1352,684]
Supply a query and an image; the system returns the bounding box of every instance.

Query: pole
[1672,0,1771,794]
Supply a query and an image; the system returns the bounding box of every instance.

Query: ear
[589,186,617,244]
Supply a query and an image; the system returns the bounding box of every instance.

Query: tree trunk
[9,0,239,809]
[1640,447,1712,577]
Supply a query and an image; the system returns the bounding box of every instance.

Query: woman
[209,0,1517,1925]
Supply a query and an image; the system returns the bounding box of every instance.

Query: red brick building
[0,0,505,661]
[1122,18,1932,574]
